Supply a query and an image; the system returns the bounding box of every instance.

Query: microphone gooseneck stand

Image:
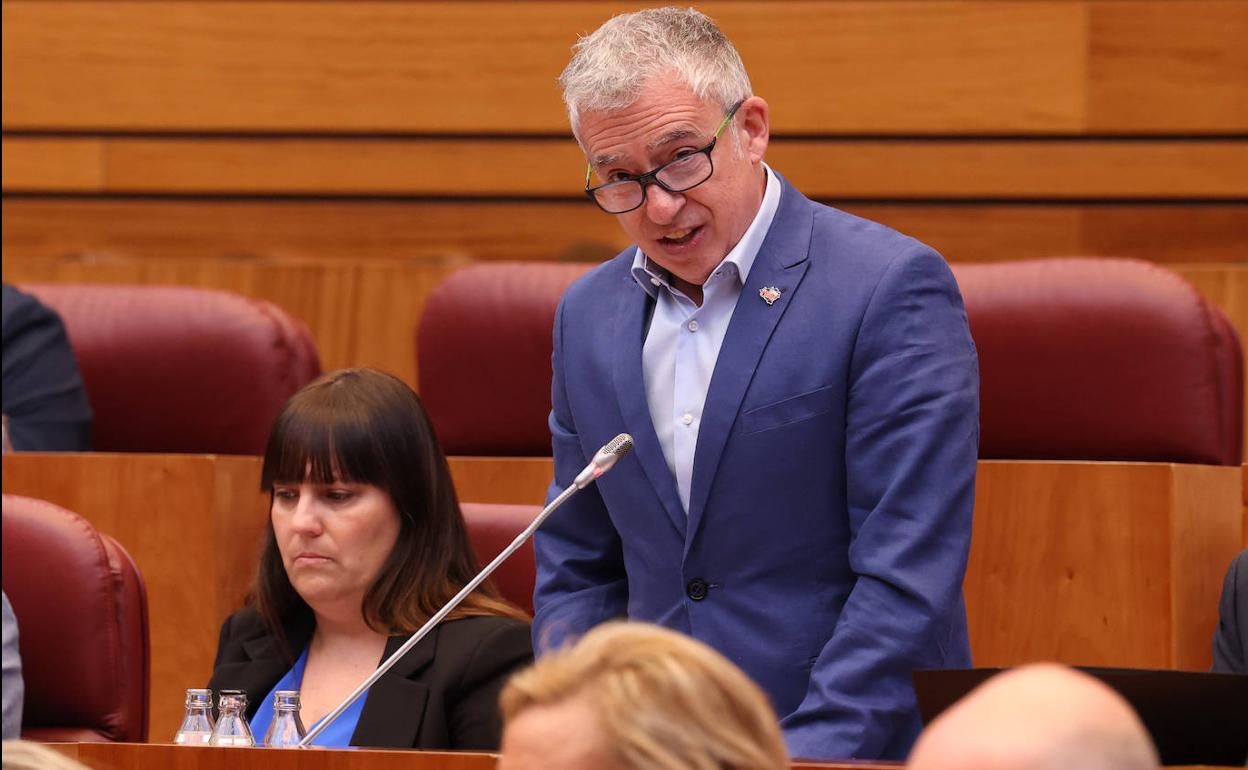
[296,433,634,747]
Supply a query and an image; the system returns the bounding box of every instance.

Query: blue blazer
[533,174,979,760]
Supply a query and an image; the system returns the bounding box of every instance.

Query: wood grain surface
[968,461,1241,669]
[4,136,1245,198]
[4,198,1245,266]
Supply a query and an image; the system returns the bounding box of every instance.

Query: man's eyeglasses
[584,100,744,215]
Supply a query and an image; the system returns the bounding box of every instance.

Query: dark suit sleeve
[1213,550,1248,673]
[1,284,92,451]
[446,619,534,750]
[531,296,629,653]
[781,246,979,759]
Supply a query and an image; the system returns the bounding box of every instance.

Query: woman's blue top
[249,645,369,748]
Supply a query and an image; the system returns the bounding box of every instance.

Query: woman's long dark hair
[252,368,526,657]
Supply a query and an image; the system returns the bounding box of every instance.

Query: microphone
[573,432,634,489]
[298,433,634,747]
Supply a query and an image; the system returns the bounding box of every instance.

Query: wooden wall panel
[5,136,1246,198]
[967,461,1241,668]
[5,199,1244,267]
[1088,1,1248,132]
[1170,463,1245,665]
[0,137,103,191]
[5,2,1245,135]
[1,1,1085,135]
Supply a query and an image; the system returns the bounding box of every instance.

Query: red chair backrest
[462,502,539,616]
[418,263,591,456]
[21,283,321,454]
[418,258,1242,465]
[1,494,150,742]
[955,258,1242,465]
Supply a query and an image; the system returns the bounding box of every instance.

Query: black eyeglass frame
[583,100,745,215]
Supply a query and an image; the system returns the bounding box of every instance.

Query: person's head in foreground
[498,622,789,770]
[907,663,1160,770]
[561,6,770,302]
[255,367,522,644]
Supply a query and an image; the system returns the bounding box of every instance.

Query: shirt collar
[631,164,781,298]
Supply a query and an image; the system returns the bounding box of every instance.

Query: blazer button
[686,578,709,601]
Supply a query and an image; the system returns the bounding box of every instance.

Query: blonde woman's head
[498,622,788,770]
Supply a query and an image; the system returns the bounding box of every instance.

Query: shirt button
[681,413,694,426]
[687,320,699,332]
[650,277,662,287]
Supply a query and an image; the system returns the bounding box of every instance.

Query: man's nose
[643,184,686,225]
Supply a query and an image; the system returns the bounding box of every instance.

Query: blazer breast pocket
[739,384,839,436]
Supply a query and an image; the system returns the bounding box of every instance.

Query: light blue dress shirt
[249,645,368,748]
[632,165,782,513]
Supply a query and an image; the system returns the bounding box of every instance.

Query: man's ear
[738,96,770,163]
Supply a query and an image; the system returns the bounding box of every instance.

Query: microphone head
[591,433,634,474]
[603,433,634,459]
[574,434,636,490]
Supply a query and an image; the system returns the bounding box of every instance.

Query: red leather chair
[417,258,1242,465]
[1,494,150,742]
[418,263,592,456]
[20,283,321,455]
[959,258,1241,466]
[462,502,539,616]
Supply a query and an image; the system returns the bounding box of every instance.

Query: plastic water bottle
[263,690,307,748]
[209,689,256,747]
[173,688,215,744]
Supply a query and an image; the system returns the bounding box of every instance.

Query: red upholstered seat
[956,258,1242,465]
[21,283,321,455]
[418,263,592,456]
[418,258,1242,465]
[1,494,150,742]
[462,502,539,616]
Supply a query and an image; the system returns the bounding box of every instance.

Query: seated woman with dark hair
[208,368,532,749]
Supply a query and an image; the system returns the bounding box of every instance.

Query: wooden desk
[5,454,1242,740]
[49,741,899,769]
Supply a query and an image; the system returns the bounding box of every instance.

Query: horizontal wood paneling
[1088,1,1248,132]
[3,1,1244,135]
[5,136,1246,198]
[4,198,1244,266]
[0,137,103,191]
[0,1,1072,135]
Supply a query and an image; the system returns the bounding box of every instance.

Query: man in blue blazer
[533,7,979,761]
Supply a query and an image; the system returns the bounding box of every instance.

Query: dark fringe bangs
[260,400,390,492]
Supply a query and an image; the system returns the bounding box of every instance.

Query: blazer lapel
[216,623,310,719]
[349,628,436,748]
[684,180,815,548]
[611,273,688,536]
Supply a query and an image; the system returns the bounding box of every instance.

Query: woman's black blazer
[206,607,533,750]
